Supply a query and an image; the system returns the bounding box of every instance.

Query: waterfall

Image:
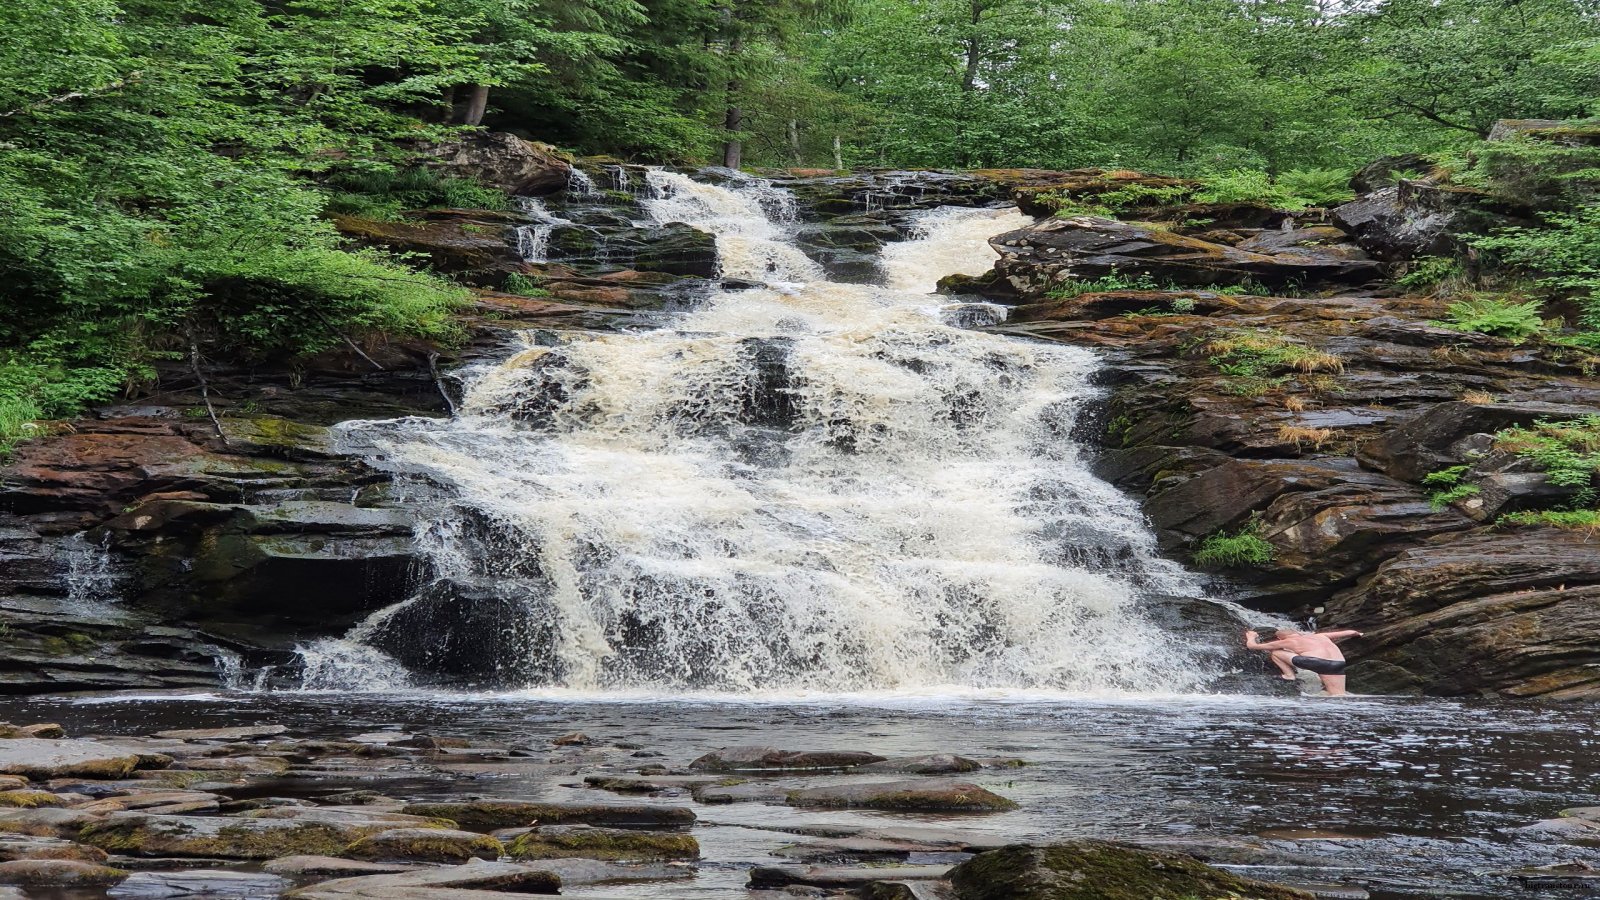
[318,172,1213,696]
[511,197,572,264]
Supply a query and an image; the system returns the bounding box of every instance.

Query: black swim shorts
[1292,656,1348,675]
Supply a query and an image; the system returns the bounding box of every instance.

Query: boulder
[785,780,1017,812]
[342,828,502,863]
[689,746,887,772]
[262,856,417,878]
[1331,181,1516,262]
[0,808,104,838]
[422,132,571,195]
[152,725,288,742]
[0,791,63,809]
[947,842,1313,900]
[332,213,526,286]
[1323,529,1600,697]
[857,755,986,775]
[0,740,142,780]
[505,825,698,861]
[988,217,1379,293]
[401,800,694,832]
[1356,401,1598,482]
[0,858,127,887]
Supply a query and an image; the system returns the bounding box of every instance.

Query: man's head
[1256,625,1299,640]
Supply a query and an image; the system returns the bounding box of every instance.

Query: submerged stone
[785,780,1018,812]
[400,800,694,831]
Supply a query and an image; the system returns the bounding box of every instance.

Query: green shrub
[1204,330,1343,377]
[1194,524,1275,568]
[501,273,550,297]
[1437,297,1546,342]
[1475,203,1600,342]
[1498,509,1600,530]
[1396,256,1467,291]
[1494,415,1600,507]
[1276,168,1356,206]
[1046,271,1162,298]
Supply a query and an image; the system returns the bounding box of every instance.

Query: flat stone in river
[0,740,142,779]
[785,780,1018,812]
[401,800,694,831]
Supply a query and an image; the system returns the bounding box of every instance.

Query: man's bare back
[1243,626,1362,696]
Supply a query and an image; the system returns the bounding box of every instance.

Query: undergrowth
[1193,523,1275,568]
[1205,330,1344,378]
[1494,416,1600,507]
[1436,297,1547,342]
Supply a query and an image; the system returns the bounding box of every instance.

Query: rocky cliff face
[959,167,1600,699]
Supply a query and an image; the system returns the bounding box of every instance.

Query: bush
[1436,296,1546,342]
[1204,330,1344,377]
[1194,524,1275,568]
[1475,203,1600,341]
[1193,169,1352,210]
[1494,415,1600,507]
[1498,509,1600,531]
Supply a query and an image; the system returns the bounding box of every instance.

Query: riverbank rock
[988,217,1380,294]
[948,842,1314,900]
[286,860,562,898]
[505,825,699,861]
[0,858,128,887]
[690,746,888,772]
[785,780,1018,812]
[0,740,141,780]
[421,132,571,196]
[78,812,419,859]
[342,828,502,863]
[400,800,694,831]
[111,870,289,899]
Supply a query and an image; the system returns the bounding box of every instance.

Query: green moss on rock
[506,826,699,861]
[948,842,1314,900]
[342,827,503,862]
[0,792,64,809]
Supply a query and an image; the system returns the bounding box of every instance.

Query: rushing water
[314,171,1222,695]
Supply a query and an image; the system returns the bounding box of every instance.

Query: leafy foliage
[1194,524,1275,568]
[1437,297,1547,342]
[1495,416,1600,507]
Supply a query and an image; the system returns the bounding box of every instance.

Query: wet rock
[79,812,411,859]
[0,739,142,780]
[690,781,789,804]
[235,807,452,830]
[262,856,417,878]
[749,863,951,889]
[79,792,225,815]
[342,828,502,863]
[1325,529,1600,697]
[421,132,571,196]
[859,754,983,775]
[785,780,1018,812]
[109,870,289,899]
[332,213,527,286]
[171,757,289,776]
[505,825,698,861]
[153,725,288,742]
[0,724,65,739]
[690,746,888,772]
[0,857,129,887]
[1331,181,1520,262]
[0,808,104,838]
[583,773,725,794]
[988,217,1379,292]
[947,842,1313,900]
[286,859,561,898]
[773,835,978,862]
[0,834,109,863]
[0,791,63,809]
[401,799,694,831]
[1356,401,1598,482]
[551,732,591,746]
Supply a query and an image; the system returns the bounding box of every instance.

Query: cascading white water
[511,197,573,264]
[316,172,1213,695]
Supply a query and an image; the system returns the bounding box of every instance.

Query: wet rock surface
[967,175,1600,697]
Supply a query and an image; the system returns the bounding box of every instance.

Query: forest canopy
[2,0,1598,448]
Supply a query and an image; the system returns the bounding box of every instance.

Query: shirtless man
[1243,627,1362,696]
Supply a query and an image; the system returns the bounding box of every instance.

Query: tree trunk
[955,0,984,167]
[833,135,844,170]
[721,31,744,169]
[439,84,456,123]
[463,83,490,126]
[787,119,802,165]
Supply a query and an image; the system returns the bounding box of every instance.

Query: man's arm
[1243,630,1294,651]
[1321,629,1364,641]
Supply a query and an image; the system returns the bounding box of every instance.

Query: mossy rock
[785,780,1018,812]
[0,792,64,810]
[342,827,503,863]
[78,815,379,859]
[506,825,699,861]
[0,858,128,887]
[401,800,694,831]
[948,842,1314,900]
